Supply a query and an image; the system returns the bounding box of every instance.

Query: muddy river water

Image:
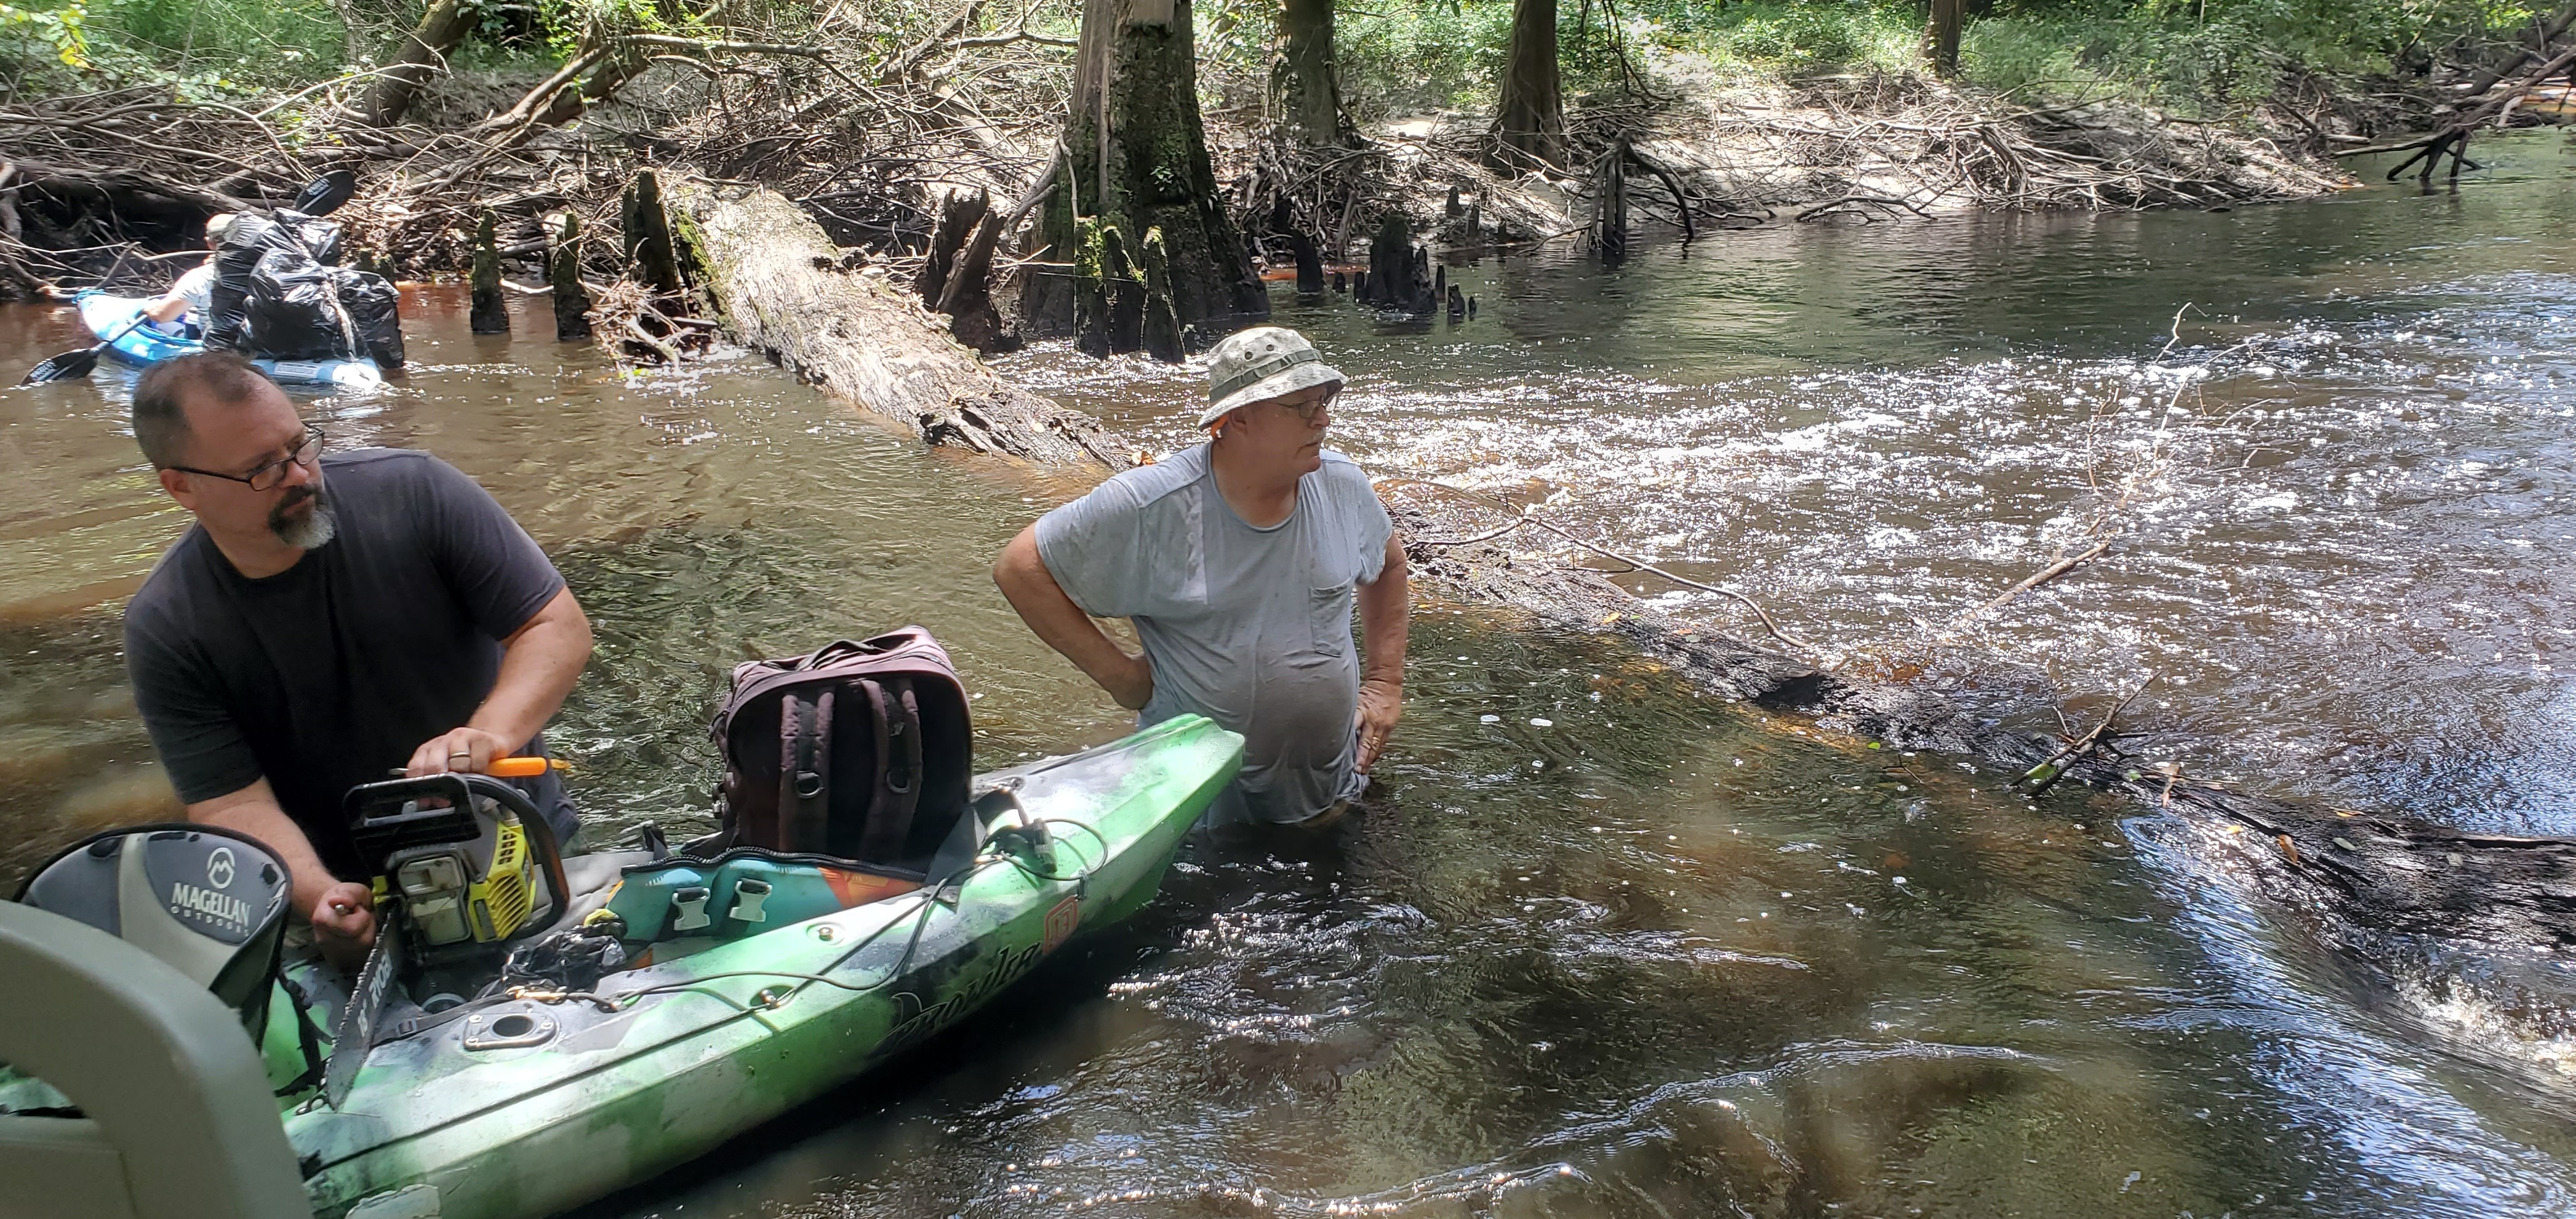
[3,131,2574,1217]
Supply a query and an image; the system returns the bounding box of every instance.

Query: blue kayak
[77,290,385,391]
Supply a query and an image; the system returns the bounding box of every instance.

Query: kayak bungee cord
[509,816,1112,1015]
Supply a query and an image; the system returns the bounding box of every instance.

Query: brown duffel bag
[707,627,972,873]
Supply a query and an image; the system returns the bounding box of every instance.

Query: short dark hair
[133,351,277,470]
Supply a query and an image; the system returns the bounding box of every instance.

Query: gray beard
[270,487,337,550]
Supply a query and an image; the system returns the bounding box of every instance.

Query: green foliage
[1621,0,1925,77]
[1961,0,2550,109]
[0,0,348,95]
[98,0,349,85]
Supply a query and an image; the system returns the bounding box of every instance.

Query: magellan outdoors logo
[169,880,250,933]
[207,846,237,889]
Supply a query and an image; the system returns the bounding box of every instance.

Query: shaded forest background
[2,0,2546,123]
[0,0,2566,336]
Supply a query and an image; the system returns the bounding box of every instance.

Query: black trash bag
[277,208,344,266]
[243,249,353,362]
[498,916,629,994]
[201,209,346,353]
[334,268,403,369]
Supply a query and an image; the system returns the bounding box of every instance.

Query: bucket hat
[1200,326,1345,427]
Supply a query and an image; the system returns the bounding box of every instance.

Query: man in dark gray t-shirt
[121,353,593,963]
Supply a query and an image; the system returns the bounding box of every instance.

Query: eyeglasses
[167,424,325,492]
[1274,389,1338,422]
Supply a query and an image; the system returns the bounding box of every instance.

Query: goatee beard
[270,484,337,550]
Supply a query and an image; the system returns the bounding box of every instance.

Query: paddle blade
[18,343,103,385]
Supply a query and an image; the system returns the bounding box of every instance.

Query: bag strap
[854,677,923,861]
[779,691,834,854]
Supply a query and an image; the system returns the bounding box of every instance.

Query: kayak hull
[75,290,385,391]
[290,714,1241,1219]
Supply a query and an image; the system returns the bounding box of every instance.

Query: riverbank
[6,0,2554,302]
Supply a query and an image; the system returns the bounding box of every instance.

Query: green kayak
[34,714,1238,1218]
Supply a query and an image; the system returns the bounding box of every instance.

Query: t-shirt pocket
[1307,582,1356,656]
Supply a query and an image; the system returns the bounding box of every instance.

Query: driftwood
[665,177,1129,468]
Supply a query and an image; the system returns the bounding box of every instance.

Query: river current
[2,131,2572,1217]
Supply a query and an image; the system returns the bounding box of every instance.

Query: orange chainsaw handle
[484,755,558,778]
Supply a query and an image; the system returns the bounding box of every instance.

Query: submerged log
[665,178,1129,468]
[1387,490,2576,958]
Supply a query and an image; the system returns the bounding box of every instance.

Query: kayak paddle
[19,310,153,385]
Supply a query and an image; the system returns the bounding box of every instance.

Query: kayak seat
[13,825,294,1041]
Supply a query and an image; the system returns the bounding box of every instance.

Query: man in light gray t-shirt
[995,326,1409,825]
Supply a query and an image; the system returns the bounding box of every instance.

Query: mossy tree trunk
[1492,0,1565,169]
[1025,0,1268,346]
[1925,0,1965,77]
[359,0,474,126]
[1273,0,1350,146]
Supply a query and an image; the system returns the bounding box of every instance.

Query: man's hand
[1356,677,1402,772]
[310,880,377,967]
[406,725,514,776]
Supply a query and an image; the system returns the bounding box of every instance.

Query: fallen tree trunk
[665,177,1132,468]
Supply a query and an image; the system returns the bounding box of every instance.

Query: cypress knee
[624,170,684,296]
[470,211,509,335]
[551,214,593,341]
[1100,225,1144,355]
[1074,219,1110,358]
[1290,229,1324,297]
[1140,228,1185,363]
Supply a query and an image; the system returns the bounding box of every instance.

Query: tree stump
[917,189,990,307]
[663,177,1130,468]
[469,211,509,335]
[551,214,593,341]
[932,208,1015,355]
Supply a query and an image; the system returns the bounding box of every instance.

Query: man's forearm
[1357,537,1410,686]
[190,782,341,908]
[473,588,592,750]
